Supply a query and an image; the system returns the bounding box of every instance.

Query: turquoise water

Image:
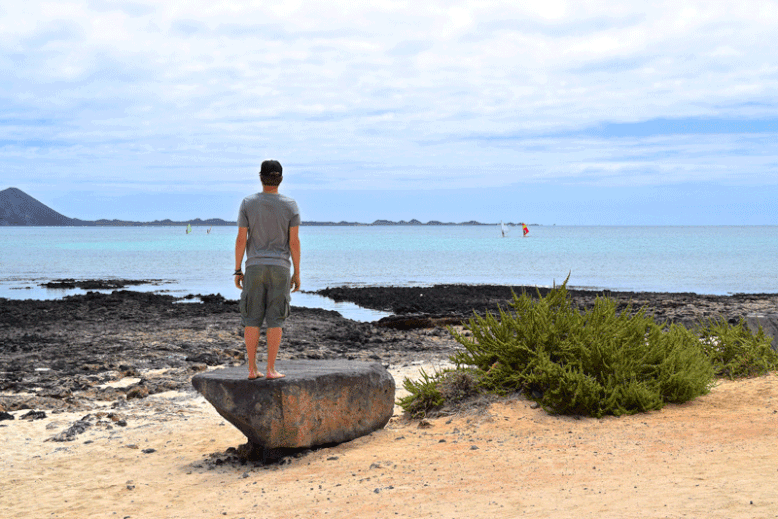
[1,226,777,310]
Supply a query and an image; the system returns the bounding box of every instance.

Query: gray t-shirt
[238,192,300,270]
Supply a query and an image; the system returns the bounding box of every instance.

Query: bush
[437,369,481,404]
[397,368,445,419]
[696,316,778,379]
[397,278,778,419]
[397,368,482,418]
[449,280,714,417]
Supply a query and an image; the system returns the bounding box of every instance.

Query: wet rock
[0,411,14,421]
[39,279,161,290]
[317,286,778,338]
[192,360,395,450]
[375,314,463,330]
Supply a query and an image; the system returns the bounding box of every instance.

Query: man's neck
[262,186,279,194]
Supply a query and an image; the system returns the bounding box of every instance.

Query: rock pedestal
[191,360,395,451]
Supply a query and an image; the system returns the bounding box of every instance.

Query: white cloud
[2,0,778,203]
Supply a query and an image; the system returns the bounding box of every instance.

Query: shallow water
[2,225,777,320]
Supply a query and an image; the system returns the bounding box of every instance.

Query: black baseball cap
[260,160,283,185]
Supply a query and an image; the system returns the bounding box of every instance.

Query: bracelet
[233,269,243,276]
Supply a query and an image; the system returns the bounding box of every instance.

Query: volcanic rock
[375,314,463,330]
[20,410,46,420]
[192,360,395,450]
[47,418,91,442]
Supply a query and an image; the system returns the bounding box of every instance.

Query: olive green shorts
[239,265,291,328]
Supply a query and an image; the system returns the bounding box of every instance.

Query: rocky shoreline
[2,283,777,414]
[317,284,778,336]
[0,288,457,413]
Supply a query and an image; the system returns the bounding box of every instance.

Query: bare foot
[248,370,264,380]
[266,369,285,380]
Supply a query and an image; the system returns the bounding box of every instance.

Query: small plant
[397,368,482,418]
[397,368,445,419]
[437,369,481,403]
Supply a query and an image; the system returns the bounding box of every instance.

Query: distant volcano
[0,187,236,227]
[0,186,493,227]
[0,187,80,226]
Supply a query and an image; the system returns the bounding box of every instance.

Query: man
[234,159,301,380]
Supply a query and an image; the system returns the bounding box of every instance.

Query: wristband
[233,269,242,276]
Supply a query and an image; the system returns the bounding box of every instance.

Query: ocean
[1,225,777,320]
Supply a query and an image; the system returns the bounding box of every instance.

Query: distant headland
[0,187,533,227]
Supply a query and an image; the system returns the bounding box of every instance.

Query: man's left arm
[289,225,301,292]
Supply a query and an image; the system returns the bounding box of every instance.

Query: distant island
[0,187,535,227]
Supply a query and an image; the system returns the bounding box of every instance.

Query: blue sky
[2,1,777,225]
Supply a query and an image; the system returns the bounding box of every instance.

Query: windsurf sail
[501,221,509,237]
[522,223,529,237]
[186,224,192,234]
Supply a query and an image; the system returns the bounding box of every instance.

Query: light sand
[3,364,778,519]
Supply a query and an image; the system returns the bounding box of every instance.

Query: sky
[2,1,777,225]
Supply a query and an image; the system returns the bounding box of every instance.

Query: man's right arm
[234,227,248,289]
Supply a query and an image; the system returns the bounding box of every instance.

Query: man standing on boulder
[234,159,301,380]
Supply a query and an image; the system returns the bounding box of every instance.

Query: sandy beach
[3,368,778,518]
[3,285,778,518]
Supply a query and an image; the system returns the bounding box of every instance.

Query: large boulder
[191,360,395,451]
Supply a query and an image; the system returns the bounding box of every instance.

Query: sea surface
[1,225,777,320]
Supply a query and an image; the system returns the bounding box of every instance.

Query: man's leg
[266,327,285,379]
[244,326,263,379]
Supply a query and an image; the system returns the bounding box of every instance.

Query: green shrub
[397,278,778,419]
[696,316,778,379]
[447,280,714,417]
